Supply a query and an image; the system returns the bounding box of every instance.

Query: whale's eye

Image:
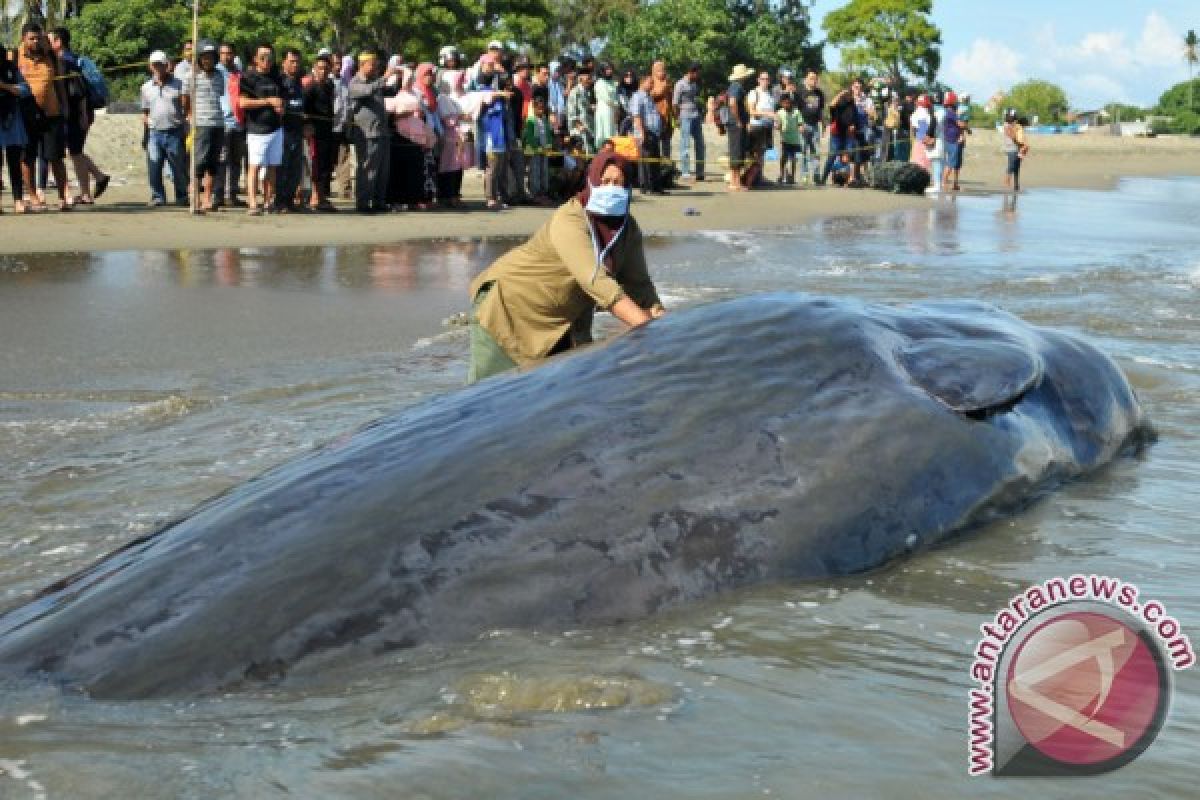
[898,339,1043,420]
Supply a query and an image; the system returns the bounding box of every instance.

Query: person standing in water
[466,151,664,383]
[1003,109,1029,192]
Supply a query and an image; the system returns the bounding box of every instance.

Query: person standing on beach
[776,93,802,185]
[215,44,245,208]
[798,70,824,183]
[649,60,673,169]
[941,91,965,192]
[48,28,110,205]
[746,71,777,184]
[0,46,31,213]
[725,63,754,192]
[274,49,307,212]
[140,50,190,207]
[1002,109,1028,192]
[240,44,284,215]
[466,151,663,383]
[303,53,339,212]
[593,62,619,149]
[189,40,225,212]
[629,72,666,194]
[909,94,931,172]
[17,24,71,211]
[672,62,704,182]
[347,51,394,214]
[567,68,595,154]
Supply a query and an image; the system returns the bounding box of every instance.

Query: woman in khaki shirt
[468,151,664,383]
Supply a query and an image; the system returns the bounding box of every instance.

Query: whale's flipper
[899,339,1043,418]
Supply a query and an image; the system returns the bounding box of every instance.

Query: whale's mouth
[898,339,1044,420]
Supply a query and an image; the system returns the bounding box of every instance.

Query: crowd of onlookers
[1,23,111,213]
[1,25,1001,216]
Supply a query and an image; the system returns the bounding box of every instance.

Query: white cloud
[945,39,1022,98]
[943,11,1191,109]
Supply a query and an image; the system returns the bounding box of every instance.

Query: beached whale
[0,294,1151,699]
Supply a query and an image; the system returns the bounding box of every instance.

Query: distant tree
[67,0,191,67]
[535,0,637,58]
[1185,29,1198,112]
[729,0,824,74]
[822,0,940,85]
[1155,76,1200,134]
[603,0,822,89]
[1006,79,1069,124]
[604,0,733,85]
[1102,103,1146,123]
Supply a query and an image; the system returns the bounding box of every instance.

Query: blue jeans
[822,134,851,183]
[677,115,705,178]
[800,127,820,178]
[146,128,188,204]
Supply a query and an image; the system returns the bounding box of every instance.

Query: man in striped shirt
[190,40,225,212]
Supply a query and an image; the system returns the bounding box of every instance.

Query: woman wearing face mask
[466,150,665,383]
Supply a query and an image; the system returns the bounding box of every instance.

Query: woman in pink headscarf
[384,61,437,210]
[436,70,474,208]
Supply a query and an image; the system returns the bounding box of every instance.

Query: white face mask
[584,182,630,217]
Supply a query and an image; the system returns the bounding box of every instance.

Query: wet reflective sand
[0,180,1197,797]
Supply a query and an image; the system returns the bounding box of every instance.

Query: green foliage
[1102,103,1146,122]
[730,0,823,75]
[1006,79,1069,124]
[66,0,191,68]
[534,0,637,58]
[603,0,821,91]
[1156,77,1200,113]
[823,0,940,84]
[200,0,308,62]
[1154,77,1200,134]
[969,104,999,128]
[604,0,733,84]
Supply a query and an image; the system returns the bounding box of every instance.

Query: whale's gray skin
[0,294,1152,699]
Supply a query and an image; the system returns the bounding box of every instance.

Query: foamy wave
[0,394,198,437]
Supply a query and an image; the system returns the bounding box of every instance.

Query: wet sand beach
[2,115,1198,254]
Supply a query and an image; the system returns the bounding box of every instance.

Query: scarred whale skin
[0,293,1152,698]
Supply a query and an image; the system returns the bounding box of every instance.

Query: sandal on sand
[94,175,111,199]
[247,207,263,216]
[58,201,72,212]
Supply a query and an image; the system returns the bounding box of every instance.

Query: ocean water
[0,179,1196,797]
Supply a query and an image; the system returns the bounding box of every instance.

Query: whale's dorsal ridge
[898,338,1043,417]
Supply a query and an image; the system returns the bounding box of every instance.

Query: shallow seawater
[0,179,1197,797]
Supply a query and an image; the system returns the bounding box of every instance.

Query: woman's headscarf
[414,62,437,110]
[576,151,633,275]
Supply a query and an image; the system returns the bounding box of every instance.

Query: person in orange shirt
[16,23,70,211]
[649,60,673,176]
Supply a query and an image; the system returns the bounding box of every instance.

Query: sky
[806,0,1198,109]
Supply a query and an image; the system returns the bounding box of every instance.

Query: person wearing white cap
[140,49,190,206]
[725,63,754,191]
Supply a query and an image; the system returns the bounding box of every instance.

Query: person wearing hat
[189,40,225,211]
[673,62,704,181]
[466,150,664,383]
[140,48,190,207]
[941,90,966,191]
[725,63,754,191]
